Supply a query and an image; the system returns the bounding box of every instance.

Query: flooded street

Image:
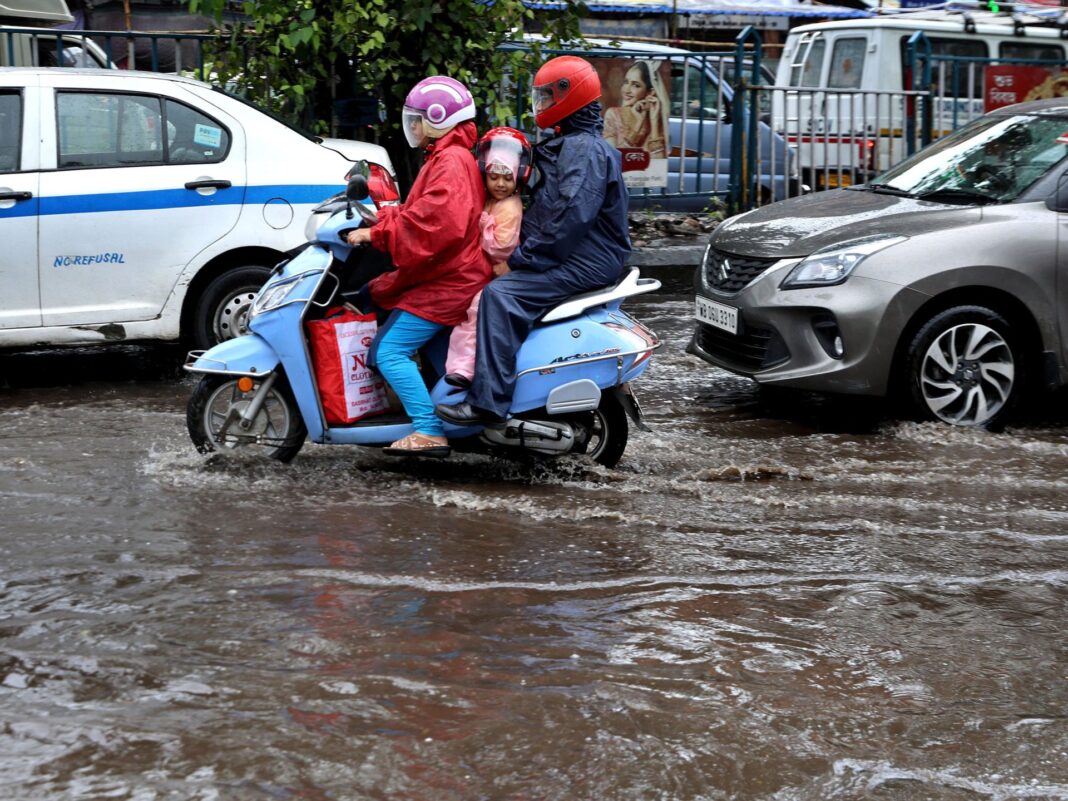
[2,268,1068,800]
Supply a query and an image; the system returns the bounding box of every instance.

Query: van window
[58,92,163,168]
[899,37,988,98]
[35,36,105,68]
[0,92,20,173]
[828,37,866,89]
[790,37,825,88]
[1000,42,1065,63]
[164,99,229,163]
[670,63,720,118]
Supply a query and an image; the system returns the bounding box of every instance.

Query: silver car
[689,98,1068,428]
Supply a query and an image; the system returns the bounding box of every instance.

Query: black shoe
[435,401,506,428]
[443,373,472,389]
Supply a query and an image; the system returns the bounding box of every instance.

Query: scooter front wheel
[187,374,306,463]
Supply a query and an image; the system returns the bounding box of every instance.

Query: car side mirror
[1046,171,1068,212]
[346,175,370,202]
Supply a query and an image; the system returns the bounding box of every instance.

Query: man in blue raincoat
[436,55,631,426]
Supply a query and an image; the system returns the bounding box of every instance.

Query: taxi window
[58,92,163,168]
[0,92,20,173]
[164,99,229,163]
[828,37,865,89]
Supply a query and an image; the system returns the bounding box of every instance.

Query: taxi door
[36,74,245,327]
[0,76,41,329]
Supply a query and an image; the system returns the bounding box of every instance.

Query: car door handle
[184,180,232,190]
[0,191,32,201]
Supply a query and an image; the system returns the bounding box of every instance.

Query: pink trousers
[445,290,482,380]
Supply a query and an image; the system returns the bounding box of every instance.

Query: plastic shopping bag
[307,306,389,425]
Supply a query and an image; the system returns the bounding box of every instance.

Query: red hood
[427,121,478,154]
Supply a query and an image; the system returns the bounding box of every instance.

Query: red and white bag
[307,306,389,424]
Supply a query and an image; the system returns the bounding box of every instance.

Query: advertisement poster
[592,58,672,189]
[985,65,1068,112]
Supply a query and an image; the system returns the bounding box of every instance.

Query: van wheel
[191,266,272,350]
[903,305,1023,430]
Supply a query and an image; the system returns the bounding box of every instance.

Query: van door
[0,80,41,329]
[36,77,245,327]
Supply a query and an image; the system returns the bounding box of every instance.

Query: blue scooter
[184,175,661,467]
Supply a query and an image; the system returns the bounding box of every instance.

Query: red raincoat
[368,122,491,326]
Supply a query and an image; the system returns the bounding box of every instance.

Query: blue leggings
[368,310,445,437]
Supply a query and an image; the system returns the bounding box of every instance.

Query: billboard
[592,58,672,189]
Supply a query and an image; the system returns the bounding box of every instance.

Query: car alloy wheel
[907,305,1020,428]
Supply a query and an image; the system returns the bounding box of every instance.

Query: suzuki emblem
[718,258,731,283]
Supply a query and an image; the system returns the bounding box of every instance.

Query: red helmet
[476,127,533,188]
[531,56,601,130]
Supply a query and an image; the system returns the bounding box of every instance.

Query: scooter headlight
[250,281,299,318]
[780,236,906,289]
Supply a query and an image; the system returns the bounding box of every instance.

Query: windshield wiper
[865,183,916,197]
[912,188,1000,205]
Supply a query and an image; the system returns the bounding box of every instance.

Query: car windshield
[868,114,1068,204]
[212,87,321,144]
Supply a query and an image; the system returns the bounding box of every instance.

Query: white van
[1,0,110,67]
[773,8,1068,187]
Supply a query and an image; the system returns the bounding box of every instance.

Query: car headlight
[250,280,299,318]
[780,235,906,289]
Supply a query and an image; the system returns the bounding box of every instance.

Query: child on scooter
[443,128,532,389]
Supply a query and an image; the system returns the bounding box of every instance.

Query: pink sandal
[382,432,451,459]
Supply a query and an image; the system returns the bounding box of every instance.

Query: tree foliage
[188,0,587,184]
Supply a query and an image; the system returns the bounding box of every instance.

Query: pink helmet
[402,76,476,148]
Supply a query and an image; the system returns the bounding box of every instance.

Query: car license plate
[695,296,738,334]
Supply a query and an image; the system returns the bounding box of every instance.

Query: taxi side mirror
[1046,170,1068,212]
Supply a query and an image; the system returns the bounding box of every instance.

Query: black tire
[190,265,272,350]
[902,304,1024,430]
[187,374,306,463]
[585,393,629,468]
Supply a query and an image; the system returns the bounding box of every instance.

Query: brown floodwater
[2,269,1067,800]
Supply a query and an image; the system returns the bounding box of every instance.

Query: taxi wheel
[191,265,272,350]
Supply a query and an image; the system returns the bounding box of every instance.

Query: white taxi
[0,68,398,349]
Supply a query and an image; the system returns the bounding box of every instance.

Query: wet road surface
[2,269,1068,800]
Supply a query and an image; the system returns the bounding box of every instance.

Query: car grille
[704,248,779,295]
[696,321,789,372]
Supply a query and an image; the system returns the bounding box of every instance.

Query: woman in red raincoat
[347,76,490,458]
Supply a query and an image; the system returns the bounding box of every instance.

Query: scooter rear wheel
[187,374,306,463]
[584,393,629,468]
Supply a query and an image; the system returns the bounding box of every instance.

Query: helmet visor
[402,108,427,148]
[531,83,559,125]
[477,136,531,183]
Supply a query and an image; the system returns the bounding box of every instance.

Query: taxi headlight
[250,281,298,317]
[780,236,906,289]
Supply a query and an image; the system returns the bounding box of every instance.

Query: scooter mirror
[346,175,370,202]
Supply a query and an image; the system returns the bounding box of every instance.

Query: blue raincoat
[466,102,632,417]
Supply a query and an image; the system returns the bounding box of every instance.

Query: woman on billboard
[603,60,668,159]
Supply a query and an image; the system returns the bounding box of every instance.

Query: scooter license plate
[695,296,738,334]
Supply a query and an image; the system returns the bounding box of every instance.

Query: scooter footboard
[185,334,280,376]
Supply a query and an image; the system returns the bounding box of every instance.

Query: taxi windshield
[869,114,1068,204]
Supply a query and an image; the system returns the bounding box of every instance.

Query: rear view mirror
[346,175,370,202]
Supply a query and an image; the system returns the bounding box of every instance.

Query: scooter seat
[540,268,661,323]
